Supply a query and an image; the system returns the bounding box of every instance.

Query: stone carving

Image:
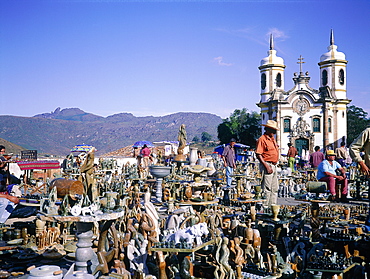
[165,222,209,246]
[175,124,187,161]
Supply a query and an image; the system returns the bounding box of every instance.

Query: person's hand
[7,195,19,204]
[336,175,344,181]
[265,164,273,174]
[359,161,370,177]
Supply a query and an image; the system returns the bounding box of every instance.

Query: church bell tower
[258,34,286,103]
[318,29,348,100]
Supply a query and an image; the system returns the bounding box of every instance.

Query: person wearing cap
[222,138,237,187]
[255,120,279,207]
[317,150,348,202]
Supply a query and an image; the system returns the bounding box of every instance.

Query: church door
[295,138,309,157]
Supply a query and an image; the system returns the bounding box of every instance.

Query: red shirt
[287,146,298,158]
[256,134,279,163]
[140,147,151,157]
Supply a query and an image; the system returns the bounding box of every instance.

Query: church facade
[256,31,351,157]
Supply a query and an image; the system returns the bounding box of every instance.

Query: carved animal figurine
[166,223,209,246]
[70,196,84,216]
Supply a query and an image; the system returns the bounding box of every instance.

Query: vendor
[0,181,20,223]
[317,150,348,202]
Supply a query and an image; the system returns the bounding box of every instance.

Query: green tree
[192,136,200,143]
[347,105,370,145]
[217,108,261,147]
[217,122,233,144]
[201,132,212,142]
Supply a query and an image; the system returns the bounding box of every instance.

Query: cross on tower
[297,55,305,74]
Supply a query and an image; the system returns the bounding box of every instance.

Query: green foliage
[217,108,261,147]
[347,105,370,145]
[217,122,233,144]
[201,132,212,142]
[192,136,200,143]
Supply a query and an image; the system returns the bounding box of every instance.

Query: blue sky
[1,0,369,119]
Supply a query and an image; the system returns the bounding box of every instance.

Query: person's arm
[222,148,228,167]
[349,129,370,175]
[338,167,347,178]
[222,155,227,167]
[323,171,344,180]
[0,193,19,204]
[256,153,273,174]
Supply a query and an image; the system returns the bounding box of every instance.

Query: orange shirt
[255,134,279,163]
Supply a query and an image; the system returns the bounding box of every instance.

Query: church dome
[260,49,285,66]
[320,44,346,62]
[320,30,346,62]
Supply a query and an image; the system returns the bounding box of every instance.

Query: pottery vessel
[189,147,198,166]
[271,204,280,221]
[149,166,171,178]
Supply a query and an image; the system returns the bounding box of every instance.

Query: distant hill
[0,138,25,155]
[0,108,222,156]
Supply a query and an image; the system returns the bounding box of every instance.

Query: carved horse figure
[165,222,209,246]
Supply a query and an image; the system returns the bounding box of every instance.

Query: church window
[339,69,345,85]
[322,70,328,86]
[328,118,332,133]
[283,119,291,133]
[276,73,282,87]
[261,73,266,90]
[313,118,320,132]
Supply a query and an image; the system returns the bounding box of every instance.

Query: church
[257,30,351,157]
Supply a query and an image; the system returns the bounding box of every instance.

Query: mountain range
[0,108,222,156]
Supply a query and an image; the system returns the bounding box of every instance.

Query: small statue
[78,147,97,202]
[175,124,187,161]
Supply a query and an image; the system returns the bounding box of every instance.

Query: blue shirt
[317,159,341,180]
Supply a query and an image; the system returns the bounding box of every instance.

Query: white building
[257,30,351,156]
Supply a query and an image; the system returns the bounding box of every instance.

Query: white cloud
[267,28,289,41]
[213,56,233,67]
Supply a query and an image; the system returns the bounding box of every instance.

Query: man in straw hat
[317,150,348,202]
[255,120,279,207]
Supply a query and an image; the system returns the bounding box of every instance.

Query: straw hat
[326,150,336,156]
[262,120,278,130]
